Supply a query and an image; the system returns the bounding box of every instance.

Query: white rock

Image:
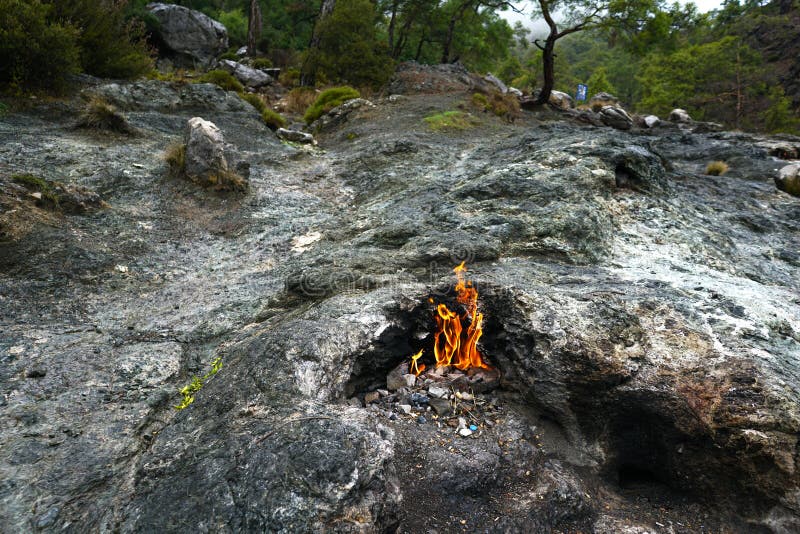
[402,374,416,388]
[669,108,692,123]
[428,386,448,398]
[115,265,129,273]
[219,59,273,88]
[644,115,660,128]
[8,346,25,355]
[398,404,412,415]
[549,90,573,110]
[276,128,315,144]
[458,428,473,437]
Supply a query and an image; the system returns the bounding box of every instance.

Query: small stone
[8,346,24,355]
[455,391,473,401]
[398,404,412,415]
[364,391,380,404]
[386,363,408,391]
[276,128,315,144]
[469,424,478,432]
[377,389,389,397]
[428,386,447,398]
[30,192,42,200]
[429,398,451,416]
[458,428,473,437]
[410,393,429,405]
[457,417,467,431]
[115,265,129,273]
[402,374,417,388]
[417,415,426,424]
[388,413,397,421]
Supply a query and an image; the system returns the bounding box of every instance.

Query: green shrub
[262,108,288,130]
[279,68,301,87]
[46,0,152,79]
[240,93,267,114]
[11,173,60,208]
[0,0,80,92]
[303,86,360,124]
[197,70,244,92]
[215,9,247,47]
[424,111,478,132]
[219,51,239,61]
[471,93,489,108]
[705,161,729,176]
[470,91,520,122]
[77,96,136,134]
[252,58,273,69]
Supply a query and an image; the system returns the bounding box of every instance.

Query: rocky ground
[1,79,799,533]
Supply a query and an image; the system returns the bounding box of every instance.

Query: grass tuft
[705,161,729,176]
[11,173,60,208]
[164,143,186,177]
[77,96,135,134]
[240,93,267,114]
[261,108,288,130]
[471,91,520,122]
[303,86,360,124]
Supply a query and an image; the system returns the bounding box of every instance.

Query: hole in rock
[617,464,662,489]
[614,162,634,188]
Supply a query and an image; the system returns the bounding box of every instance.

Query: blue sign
[576,84,588,101]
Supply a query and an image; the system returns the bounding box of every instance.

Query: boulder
[387,61,494,95]
[599,105,633,130]
[87,80,250,113]
[775,163,800,197]
[183,117,246,190]
[549,90,573,110]
[669,108,692,123]
[146,3,228,67]
[309,98,375,133]
[589,92,619,110]
[643,114,660,128]
[276,128,315,144]
[483,73,508,94]
[508,87,524,98]
[218,59,273,89]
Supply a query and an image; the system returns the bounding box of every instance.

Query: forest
[1,0,798,132]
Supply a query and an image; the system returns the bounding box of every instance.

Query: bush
[284,87,317,114]
[215,9,247,48]
[77,96,136,134]
[705,161,729,176]
[46,0,152,79]
[252,58,273,69]
[219,51,239,61]
[197,70,244,92]
[424,111,478,132]
[240,93,267,114]
[0,0,81,92]
[279,68,301,87]
[262,108,288,130]
[303,86,360,124]
[471,91,520,122]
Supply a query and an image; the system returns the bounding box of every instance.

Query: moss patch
[240,93,267,114]
[424,111,478,132]
[197,70,244,92]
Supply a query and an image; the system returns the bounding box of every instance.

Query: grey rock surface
[590,91,620,107]
[147,3,228,67]
[0,80,799,533]
[276,127,314,144]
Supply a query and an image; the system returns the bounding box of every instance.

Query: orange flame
[432,262,491,371]
[409,349,426,376]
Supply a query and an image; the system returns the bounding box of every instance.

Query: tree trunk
[247,0,262,57]
[535,33,557,105]
[388,0,400,53]
[300,0,336,87]
[440,1,473,64]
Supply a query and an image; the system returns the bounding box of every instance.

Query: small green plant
[240,93,267,114]
[471,93,489,108]
[11,173,59,207]
[175,356,223,410]
[219,51,239,61]
[262,108,288,130]
[251,57,273,69]
[77,96,135,134]
[164,143,186,177]
[303,86,360,124]
[705,161,729,176]
[197,69,244,92]
[279,67,300,87]
[424,111,478,132]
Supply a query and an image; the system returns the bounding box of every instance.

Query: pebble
[8,346,25,355]
[458,428,473,437]
[377,389,389,397]
[417,415,426,424]
[398,404,412,415]
[469,424,478,432]
[428,386,448,398]
[456,391,474,401]
[410,393,429,405]
[402,374,417,388]
[364,391,380,404]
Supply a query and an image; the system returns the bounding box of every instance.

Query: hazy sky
[502,0,725,32]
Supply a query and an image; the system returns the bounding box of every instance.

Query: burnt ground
[1,80,799,532]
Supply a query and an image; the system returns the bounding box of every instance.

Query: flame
[432,262,491,371]
[409,349,426,376]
